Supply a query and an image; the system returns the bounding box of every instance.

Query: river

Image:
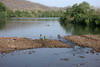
[0,17,100,67]
[0,17,100,39]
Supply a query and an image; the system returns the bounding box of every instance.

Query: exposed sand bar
[0,37,71,53]
[0,35,100,53]
[64,35,100,52]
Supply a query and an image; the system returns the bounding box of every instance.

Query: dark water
[60,22,100,35]
[0,18,100,39]
[0,48,100,67]
[0,18,100,67]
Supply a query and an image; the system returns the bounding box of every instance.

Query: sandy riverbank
[0,37,71,53]
[64,35,100,52]
[0,35,100,53]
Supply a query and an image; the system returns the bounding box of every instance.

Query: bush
[60,2,100,26]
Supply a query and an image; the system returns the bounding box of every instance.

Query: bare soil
[64,35,100,52]
[0,35,100,53]
[0,37,71,53]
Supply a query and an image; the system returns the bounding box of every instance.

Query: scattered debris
[76,63,85,66]
[79,56,85,58]
[60,58,69,61]
[90,49,95,54]
[96,53,99,55]
[86,51,89,53]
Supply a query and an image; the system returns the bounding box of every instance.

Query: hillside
[0,0,65,11]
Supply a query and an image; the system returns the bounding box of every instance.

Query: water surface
[0,18,100,67]
[0,48,100,67]
[0,18,100,39]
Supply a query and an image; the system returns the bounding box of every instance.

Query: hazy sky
[28,0,100,7]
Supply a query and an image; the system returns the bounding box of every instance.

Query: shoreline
[64,35,100,52]
[0,37,71,53]
[0,35,100,53]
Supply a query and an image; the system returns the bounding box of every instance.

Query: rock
[28,52,32,54]
[60,58,69,61]
[79,56,85,58]
[96,53,99,55]
[90,49,95,54]
[86,51,89,53]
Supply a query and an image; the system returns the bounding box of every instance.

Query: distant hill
[0,0,66,11]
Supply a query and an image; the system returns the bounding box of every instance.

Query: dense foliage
[0,2,6,17]
[60,2,100,26]
[10,10,64,17]
[0,2,64,18]
[0,2,6,12]
[0,2,13,18]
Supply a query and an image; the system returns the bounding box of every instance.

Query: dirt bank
[0,37,71,53]
[64,35,100,52]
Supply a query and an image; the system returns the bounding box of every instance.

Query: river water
[0,18,67,39]
[0,17,100,39]
[0,18,100,67]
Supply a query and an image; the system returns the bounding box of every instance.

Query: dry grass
[64,35,100,52]
[0,37,71,53]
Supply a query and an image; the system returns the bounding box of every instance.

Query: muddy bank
[64,35,100,52]
[0,37,71,53]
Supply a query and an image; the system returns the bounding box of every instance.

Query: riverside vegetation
[1,1,100,19]
[0,2,13,18]
[0,2,64,18]
[0,2,7,18]
[60,2,100,26]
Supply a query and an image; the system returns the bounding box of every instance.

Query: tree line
[0,2,7,18]
[60,2,100,26]
[0,2,64,18]
[10,10,64,17]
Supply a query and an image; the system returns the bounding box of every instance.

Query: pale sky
[28,0,100,7]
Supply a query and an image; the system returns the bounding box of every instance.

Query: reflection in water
[0,18,67,39]
[60,22,100,35]
[0,18,100,39]
[0,18,7,29]
[0,18,11,30]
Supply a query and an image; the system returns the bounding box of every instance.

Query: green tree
[0,2,6,12]
[60,1,100,26]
